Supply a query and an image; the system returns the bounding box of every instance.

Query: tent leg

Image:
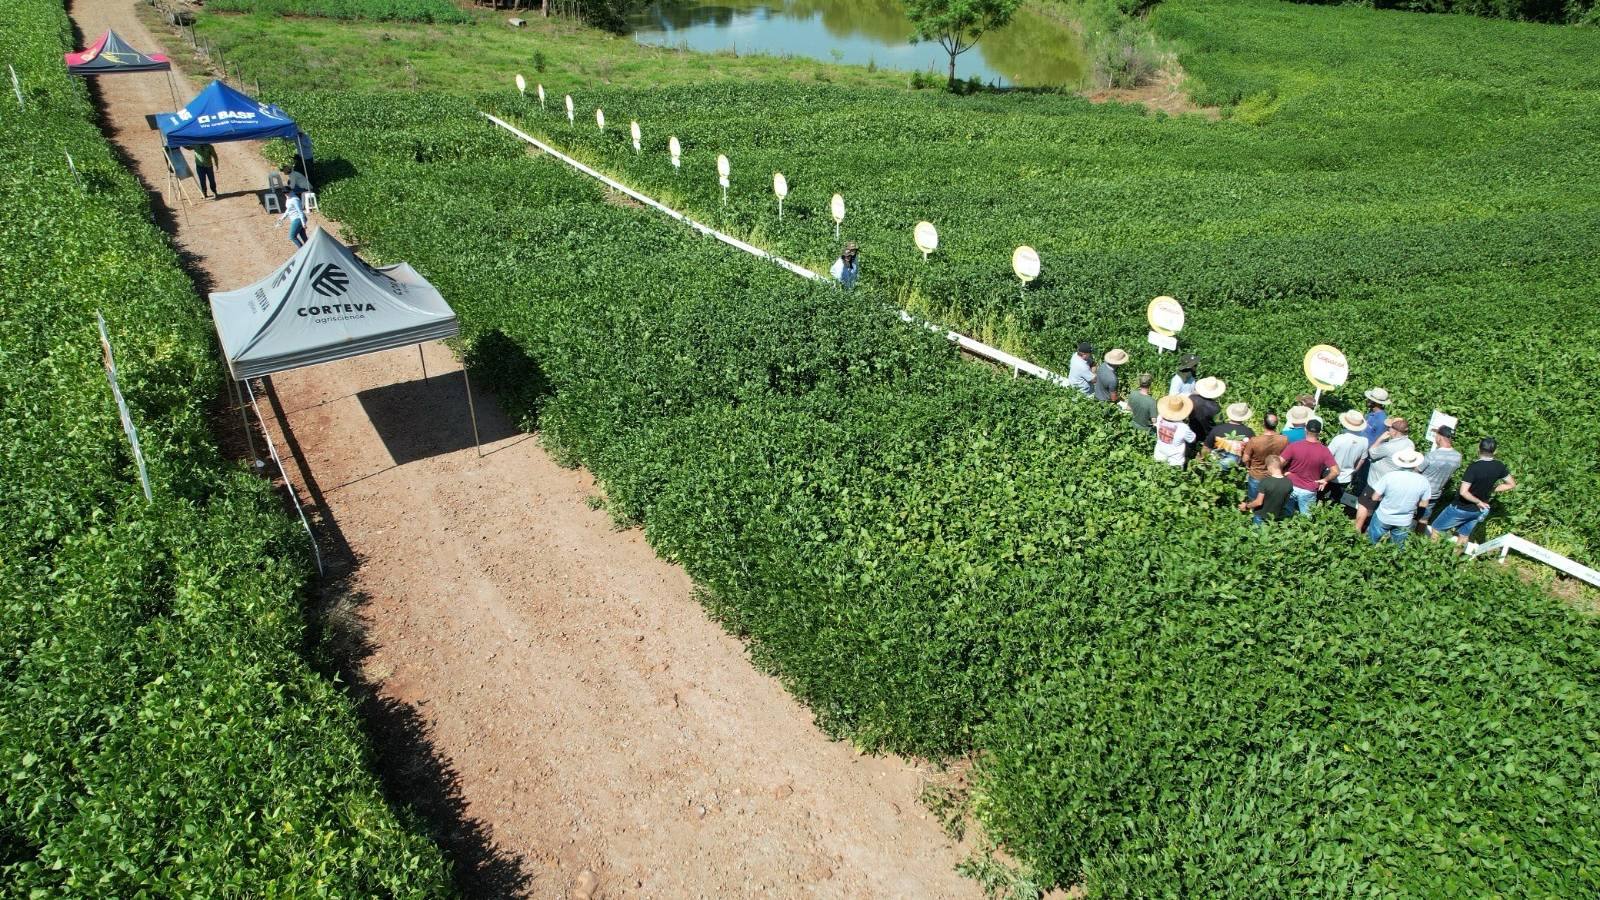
[419,343,428,380]
[462,365,483,458]
[233,378,262,467]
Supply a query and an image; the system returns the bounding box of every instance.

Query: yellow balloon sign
[1303,344,1349,391]
[1146,296,1185,337]
[1011,246,1040,283]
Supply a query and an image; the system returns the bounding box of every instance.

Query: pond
[626,0,1087,88]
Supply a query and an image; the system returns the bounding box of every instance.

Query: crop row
[0,3,452,893]
[282,87,1600,895]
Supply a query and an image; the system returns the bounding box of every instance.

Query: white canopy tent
[209,228,481,571]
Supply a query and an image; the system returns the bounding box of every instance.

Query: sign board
[165,146,192,180]
[773,172,788,199]
[537,83,545,107]
[595,108,605,130]
[564,94,574,124]
[830,193,845,224]
[515,73,526,95]
[1146,295,1184,336]
[716,154,729,178]
[1426,409,1457,448]
[669,135,681,169]
[96,312,152,502]
[1302,344,1348,391]
[1147,330,1178,352]
[630,120,641,152]
[914,221,937,259]
[1012,245,1040,283]
[1470,534,1600,589]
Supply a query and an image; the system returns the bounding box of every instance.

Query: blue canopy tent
[157,80,313,209]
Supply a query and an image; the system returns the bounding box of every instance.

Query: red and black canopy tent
[65,29,180,105]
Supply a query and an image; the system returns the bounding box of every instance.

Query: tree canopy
[905,0,1023,88]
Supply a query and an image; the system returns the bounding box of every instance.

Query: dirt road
[68,0,980,896]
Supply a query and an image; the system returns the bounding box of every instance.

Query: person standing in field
[1367,448,1430,547]
[192,142,218,199]
[1418,425,1462,521]
[1430,437,1515,545]
[1153,394,1195,468]
[1326,409,1370,507]
[1238,454,1292,524]
[1188,377,1225,451]
[275,187,308,248]
[831,242,860,289]
[1068,342,1097,397]
[1209,402,1255,471]
[1360,387,1391,445]
[1240,412,1286,501]
[1282,405,1312,444]
[1094,349,1127,403]
[1169,355,1199,397]
[1278,420,1338,517]
[1127,373,1158,431]
[1355,417,1415,533]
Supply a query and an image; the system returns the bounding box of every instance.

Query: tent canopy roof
[209,228,459,380]
[66,30,170,74]
[159,79,299,147]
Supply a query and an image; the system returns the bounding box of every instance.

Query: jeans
[288,217,307,247]
[1368,517,1412,547]
[1215,452,1241,471]
[196,164,217,196]
[1431,503,1488,538]
[1286,486,1318,518]
[1245,475,1260,502]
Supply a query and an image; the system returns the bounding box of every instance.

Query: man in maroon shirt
[1278,420,1340,518]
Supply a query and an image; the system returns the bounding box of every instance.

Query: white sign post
[1011,246,1039,297]
[773,172,788,219]
[630,120,641,153]
[914,221,938,261]
[1302,344,1349,407]
[830,193,845,239]
[595,108,605,131]
[669,135,681,172]
[537,83,546,108]
[9,64,22,111]
[1146,295,1184,353]
[96,312,152,502]
[564,94,574,125]
[716,154,730,205]
[515,73,526,96]
[65,151,81,187]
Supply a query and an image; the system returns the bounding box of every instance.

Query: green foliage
[276,82,1600,895]
[904,0,1023,85]
[0,2,453,892]
[207,0,474,24]
[1291,0,1595,25]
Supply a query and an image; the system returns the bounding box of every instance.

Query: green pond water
[627,0,1087,88]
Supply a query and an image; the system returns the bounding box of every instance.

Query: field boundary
[480,112,1074,389]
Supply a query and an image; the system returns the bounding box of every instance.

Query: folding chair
[262,191,280,214]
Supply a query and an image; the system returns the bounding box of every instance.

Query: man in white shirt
[1168,354,1198,396]
[1153,394,1195,467]
[1067,342,1097,397]
[1355,417,1415,533]
[1326,409,1369,507]
[1367,449,1429,547]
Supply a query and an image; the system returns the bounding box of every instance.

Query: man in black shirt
[1429,436,1515,545]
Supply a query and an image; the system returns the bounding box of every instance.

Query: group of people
[1069,346,1515,548]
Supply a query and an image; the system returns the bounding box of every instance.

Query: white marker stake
[1012,245,1039,297]
[564,94,574,125]
[669,135,681,172]
[65,151,81,186]
[9,64,22,111]
[914,221,938,261]
[537,83,546,108]
[596,108,605,131]
[830,192,845,239]
[515,73,526,96]
[773,172,788,219]
[717,154,730,205]
[630,120,641,153]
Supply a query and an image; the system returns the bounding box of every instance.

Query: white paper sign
[1426,409,1457,447]
[773,172,788,198]
[564,94,574,123]
[914,221,938,256]
[1147,330,1178,352]
[595,108,605,130]
[830,193,845,223]
[1146,296,1185,336]
[669,135,681,169]
[1302,344,1349,391]
[716,154,730,178]
[630,120,641,152]
[1012,246,1040,283]
[515,74,526,95]
[537,83,546,106]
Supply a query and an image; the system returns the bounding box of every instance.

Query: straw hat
[1157,394,1193,421]
[1338,409,1366,431]
[1286,405,1313,426]
[1225,402,1252,423]
[1104,348,1129,366]
[1394,448,1424,469]
[1195,376,1226,399]
[1364,387,1391,405]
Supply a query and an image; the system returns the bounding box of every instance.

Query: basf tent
[209,228,460,379]
[65,30,171,74]
[159,79,301,147]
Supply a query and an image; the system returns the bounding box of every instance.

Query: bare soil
[71,0,982,896]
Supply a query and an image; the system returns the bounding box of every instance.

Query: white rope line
[243,378,325,575]
[480,112,1072,389]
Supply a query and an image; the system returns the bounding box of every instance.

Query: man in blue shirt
[1068,342,1096,396]
[1360,387,1390,445]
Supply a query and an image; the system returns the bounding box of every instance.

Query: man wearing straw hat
[1366,448,1430,547]
[1326,409,1370,507]
[1360,387,1392,445]
[1153,393,1196,468]
[1187,376,1226,459]
[1278,420,1339,517]
[1094,348,1128,403]
[1282,405,1313,444]
[1209,402,1255,471]
[1239,412,1286,502]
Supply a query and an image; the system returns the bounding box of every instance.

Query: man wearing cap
[1360,387,1391,446]
[1169,355,1198,397]
[1282,405,1313,444]
[1430,437,1516,545]
[1278,420,1339,517]
[831,242,860,289]
[1418,425,1462,521]
[1093,349,1127,403]
[1240,413,1286,501]
[1127,373,1158,432]
[1367,449,1430,547]
[1209,403,1255,471]
[1326,410,1370,507]
[1153,394,1196,468]
[1068,342,1097,397]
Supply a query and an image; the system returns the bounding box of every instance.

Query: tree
[905,0,1022,90]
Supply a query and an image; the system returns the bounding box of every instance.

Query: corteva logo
[309,263,350,297]
[298,302,377,318]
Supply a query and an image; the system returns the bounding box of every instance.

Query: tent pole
[419,343,428,380]
[234,377,262,467]
[462,365,483,458]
